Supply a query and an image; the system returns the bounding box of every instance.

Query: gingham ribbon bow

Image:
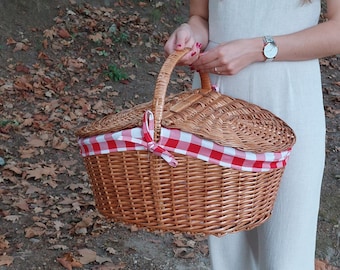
[114,110,178,167]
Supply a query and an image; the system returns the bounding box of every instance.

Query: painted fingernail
[212,85,220,92]
[191,51,197,57]
[196,42,202,48]
[177,44,182,48]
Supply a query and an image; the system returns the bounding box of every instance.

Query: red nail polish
[177,44,182,48]
[191,51,197,57]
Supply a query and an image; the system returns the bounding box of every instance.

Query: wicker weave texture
[77,49,295,236]
[84,151,283,236]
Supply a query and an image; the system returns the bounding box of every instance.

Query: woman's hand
[191,38,264,75]
[164,23,202,66]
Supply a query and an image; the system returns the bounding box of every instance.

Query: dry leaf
[173,247,195,259]
[73,216,94,235]
[58,28,71,39]
[315,260,340,270]
[25,164,58,180]
[89,32,103,42]
[14,198,30,211]
[52,136,69,150]
[66,58,85,72]
[92,262,126,270]
[3,164,22,175]
[25,168,45,180]
[15,64,30,74]
[38,51,50,60]
[49,245,69,250]
[27,138,45,147]
[4,215,21,223]
[21,118,34,127]
[0,235,9,250]
[43,29,57,40]
[13,75,33,90]
[6,37,16,45]
[77,248,97,264]
[57,253,82,270]
[19,148,37,158]
[106,247,117,255]
[0,255,14,266]
[54,220,64,231]
[13,42,29,52]
[25,185,43,195]
[95,256,112,264]
[24,226,45,238]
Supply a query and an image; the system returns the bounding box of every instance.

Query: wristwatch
[263,36,278,62]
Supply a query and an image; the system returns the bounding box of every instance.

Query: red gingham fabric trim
[78,111,292,172]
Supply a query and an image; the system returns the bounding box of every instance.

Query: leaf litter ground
[0,1,339,269]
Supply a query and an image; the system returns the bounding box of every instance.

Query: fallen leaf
[43,29,57,40]
[25,184,43,195]
[21,118,34,127]
[0,255,13,266]
[24,226,45,238]
[3,164,22,175]
[106,247,117,255]
[58,28,71,39]
[315,259,340,270]
[14,198,30,211]
[25,164,58,180]
[13,75,33,90]
[18,147,38,159]
[27,138,45,147]
[42,39,49,49]
[49,245,69,250]
[92,262,126,270]
[13,42,29,52]
[38,51,50,60]
[52,136,69,150]
[15,64,30,74]
[89,32,103,42]
[54,220,64,231]
[173,247,195,259]
[95,255,112,264]
[6,37,16,45]
[57,253,82,270]
[0,235,9,250]
[4,215,21,223]
[77,248,97,264]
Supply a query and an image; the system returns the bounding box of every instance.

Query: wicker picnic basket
[76,48,296,236]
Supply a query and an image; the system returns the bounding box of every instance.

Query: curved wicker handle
[152,48,212,141]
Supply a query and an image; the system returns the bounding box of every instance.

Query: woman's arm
[275,0,340,61]
[191,0,340,75]
[186,0,209,50]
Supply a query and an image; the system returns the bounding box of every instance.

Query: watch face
[264,43,278,59]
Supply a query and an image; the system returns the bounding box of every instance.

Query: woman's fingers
[191,50,221,73]
[164,23,203,66]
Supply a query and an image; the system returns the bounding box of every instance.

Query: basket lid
[76,49,296,153]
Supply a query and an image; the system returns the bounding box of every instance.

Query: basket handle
[152,48,212,141]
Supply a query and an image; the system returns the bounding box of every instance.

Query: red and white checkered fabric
[78,110,292,172]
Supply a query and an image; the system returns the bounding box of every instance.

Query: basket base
[84,151,284,237]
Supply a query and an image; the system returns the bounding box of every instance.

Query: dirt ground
[0,1,339,269]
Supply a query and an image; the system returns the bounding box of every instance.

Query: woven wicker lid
[76,49,296,153]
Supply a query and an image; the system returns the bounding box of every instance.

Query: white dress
[193,1,326,269]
